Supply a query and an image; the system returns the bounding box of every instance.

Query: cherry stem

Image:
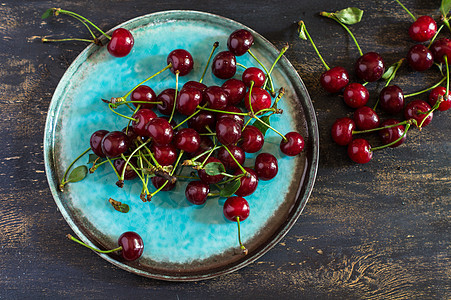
[428,24,444,48]
[173,104,208,130]
[168,70,180,123]
[55,9,111,39]
[263,44,289,89]
[445,55,449,97]
[189,146,221,164]
[220,173,245,185]
[108,103,138,122]
[385,58,404,87]
[223,145,248,175]
[236,62,247,69]
[247,49,275,94]
[404,76,446,98]
[272,87,285,108]
[42,37,96,43]
[319,12,363,56]
[150,150,183,198]
[123,64,172,99]
[200,41,219,83]
[248,81,256,116]
[418,91,443,128]
[59,147,90,190]
[253,115,288,141]
[120,153,150,194]
[67,234,122,253]
[197,106,248,116]
[297,21,330,70]
[62,13,97,40]
[442,17,451,34]
[138,140,162,170]
[394,0,416,21]
[236,217,247,253]
[352,119,411,134]
[362,82,369,86]
[370,124,411,151]
[119,140,150,181]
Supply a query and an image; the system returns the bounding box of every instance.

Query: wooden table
[1,0,449,298]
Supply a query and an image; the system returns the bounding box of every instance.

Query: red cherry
[254,153,278,180]
[223,196,250,221]
[203,86,229,110]
[216,106,245,129]
[145,117,173,145]
[379,85,404,114]
[151,144,177,166]
[217,145,245,171]
[353,106,380,130]
[222,79,246,105]
[183,81,207,93]
[212,51,236,79]
[227,29,254,56]
[280,132,304,156]
[244,87,271,113]
[185,181,210,205]
[117,232,144,261]
[234,168,258,197]
[90,130,109,157]
[404,99,433,127]
[409,16,437,42]
[239,125,264,153]
[130,85,156,109]
[188,111,216,133]
[190,136,214,161]
[407,44,434,71]
[176,87,202,116]
[331,118,355,146]
[167,49,194,76]
[343,83,369,108]
[216,118,241,146]
[156,89,176,115]
[347,139,373,164]
[101,131,130,158]
[355,52,385,82]
[428,86,451,111]
[151,176,176,191]
[430,38,451,64]
[132,108,157,136]
[107,28,134,58]
[242,67,266,88]
[320,66,349,93]
[174,128,200,153]
[378,119,406,148]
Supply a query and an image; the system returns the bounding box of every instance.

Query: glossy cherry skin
[118,232,144,261]
[244,87,272,113]
[130,85,156,109]
[404,100,433,127]
[177,87,202,116]
[113,158,137,180]
[156,89,176,115]
[320,66,349,93]
[183,81,207,93]
[235,168,258,197]
[185,181,210,205]
[222,79,246,105]
[378,119,406,148]
[227,29,254,56]
[203,86,229,110]
[355,52,385,82]
[216,118,241,146]
[212,51,236,79]
[198,157,224,184]
[223,196,250,222]
[430,38,451,64]
[167,49,194,76]
[280,132,304,156]
[174,128,200,153]
[254,153,278,181]
[90,130,109,157]
[217,145,245,171]
[132,108,157,136]
[151,176,176,191]
[379,85,404,114]
[188,111,216,133]
[101,131,130,158]
[242,67,266,88]
[107,28,134,58]
[347,139,372,164]
[343,83,369,108]
[151,144,177,166]
[353,106,380,130]
[239,125,264,153]
[216,106,245,129]
[145,117,173,145]
[428,86,451,111]
[331,118,355,146]
[407,44,434,71]
[409,16,437,42]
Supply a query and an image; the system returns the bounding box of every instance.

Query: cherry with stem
[199,41,219,83]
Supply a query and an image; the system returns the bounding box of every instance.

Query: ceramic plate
[44,10,319,281]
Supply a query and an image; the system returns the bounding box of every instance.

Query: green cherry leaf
[297,21,307,40]
[41,8,53,19]
[67,165,88,183]
[334,7,364,25]
[251,115,271,136]
[219,179,241,198]
[109,198,130,213]
[204,162,226,176]
[441,0,451,16]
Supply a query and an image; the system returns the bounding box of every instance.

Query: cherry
[355,52,385,82]
[217,146,245,171]
[174,128,200,153]
[348,138,372,164]
[122,127,138,144]
[145,117,173,145]
[190,136,214,161]
[407,44,434,71]
[378,119,406,148]
[101,131,130,158]
[185,181,210,205]
[156,89,176,115]
[167,49,194,76]
[239,125,264,153]
[113,158,137,180]
[244,87,271,113]
[130,85,157,109]
[242,67,266,88]
[183,81,207,93]
[90,130,109,157]
[331,118,355,146]
[216,106,245,129]
[409,16,437,42]
[235,168,258,197]
[430,38,451,64]
[320,66,349,93]
[212,51,236,79]
[223,196,250,221]
[404,99,433,127]
[216,118,241,146]
[203,86,229,110]
[198,157,224,184]
[227,29,254,56]
[254,153,278,181]
[354,106,380,130]
[151,144,177,166]
[176,87,202,116]
[429,86,451,111]
[222,79,246,105]
[117,231,144,261]
[107,28,134,58]
[187,111,216,133]
[343,83,369,108]
[379,85,405,114]
[151,176,176,191]
[280,132,304,156]
[132,108,157,136]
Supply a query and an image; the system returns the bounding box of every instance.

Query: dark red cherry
[113,158,137,180]
[167,49,194,76]
[176,87,202,116]
[223,196,250,221]
[151,144,177,166]
[198,157,224,184]
[254,153,278,180]
[183,81,207,93]
[280,132,304,156]
[430,38,451,64]
[216,118,241,146]
[428,86,451,111]
[107,28,134,58]
[130,85,156,109]
[331,118,355,146]
[151,176,176,191]
[347,138,372,164]
[217,146,245,171]
[188,111,216,133]
[156,89,176,115]
[353,106,380,130]
[122,127,138,144]
[409,16,437,42]
[132,108,157,136]
[90,130,109,157]
[379,85,404,114]
[320,66,349,93]
[244,87,271,113]
[242,67,265,88]
[145,117,173,145]
[117,231,144,261]
[343,83,369,108]
[185,181,210,205]
[101,131,130,158]
[378,119,406,148]
[234,168,258,197]
[174,128,200,153]
[216,106,245,129]
[227,29,254,56]
[407,44,434,71]
[222,79,246,105]
[404,99,432,127]
[212,51,236,79]
[203,86,229,110]
[355,52,385,82]
[239,125,264,153]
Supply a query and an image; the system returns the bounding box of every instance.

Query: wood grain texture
[0,0,449,298]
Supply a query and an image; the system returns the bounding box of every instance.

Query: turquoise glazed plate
[44,10,319,281]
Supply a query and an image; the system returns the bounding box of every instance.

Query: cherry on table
[188,111,216,133]
[429,86,451,111]
[244,87,271,113]
[355,52,385,82]
[227,29,254,56]
[239,125,264,153]
[101,131,130,158]
[167,49,194,76]
[353,106,380,130]
[156,89,176,115]
[235,168,258,197]
[343,83,369,108]
[404,99,433,127]
[217,145,245,171]
[132,108,157,136]
[242,67,266,88]
[379,85,404,114]
[348,138,373,164]
[107,28,134,58]
[216,106,245,129]
[216,118,242,146]
[379,119,406,148]
[331,118,355,146]
[409,16,437,42]
[407,44,434,71]
[177,87,202,116]
[280,132,304,156]
[320,66,349,93]
[222,79,246,105]
[203,86,229,110]
[254,153,278,180]
[212,51,236,79]
[90,130,109,157]
[174,128,200,153]
[430,38,451,64]
[185,181,210,205]
[151,144,177,166]
[113,158,138,180]
[198,157,225,184]
[145,117,174,145]
[130,85,157,109]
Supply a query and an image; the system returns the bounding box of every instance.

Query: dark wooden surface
[1,0,449,298]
